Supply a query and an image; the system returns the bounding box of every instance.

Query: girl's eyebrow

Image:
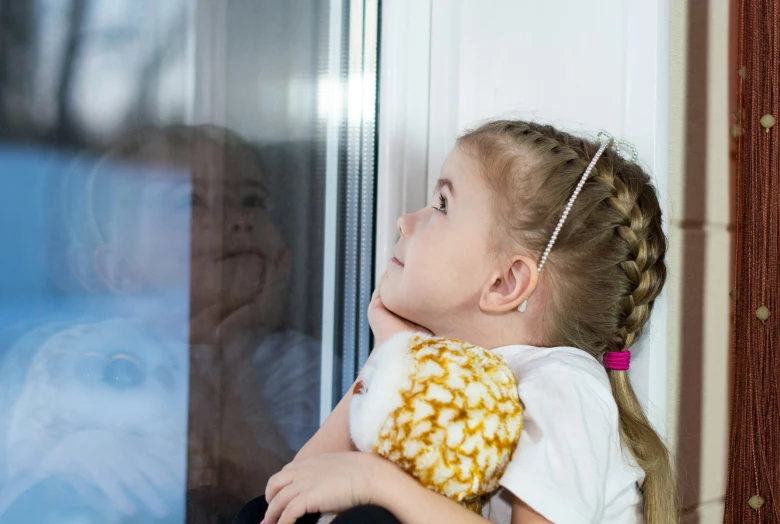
[434,178,455,197]
[235,179,270,198]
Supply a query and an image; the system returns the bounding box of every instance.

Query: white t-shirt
[480,344,645,524]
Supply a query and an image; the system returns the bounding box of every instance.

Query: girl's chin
[379,282,432,327]
[388,303,430,331]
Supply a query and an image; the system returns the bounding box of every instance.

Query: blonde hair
[458,121,679,523]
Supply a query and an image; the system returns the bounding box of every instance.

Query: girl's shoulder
[491,343,613,402]
[486,344,645,524]
[490,344,624,445]
[491,344,618,435]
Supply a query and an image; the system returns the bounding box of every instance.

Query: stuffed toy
[319,332,523,523]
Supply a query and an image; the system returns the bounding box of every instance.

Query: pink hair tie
[603,350,631,371]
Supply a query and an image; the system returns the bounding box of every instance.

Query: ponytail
[610,370,680,523]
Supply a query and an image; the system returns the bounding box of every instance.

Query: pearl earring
[518,300,528,313]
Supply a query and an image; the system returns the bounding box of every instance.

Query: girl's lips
[390,256,404,268]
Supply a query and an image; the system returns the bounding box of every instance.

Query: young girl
[259,120,678,524]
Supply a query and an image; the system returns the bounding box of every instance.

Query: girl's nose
[396,213,413,239]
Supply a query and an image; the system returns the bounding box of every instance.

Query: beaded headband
[517,131,639,370]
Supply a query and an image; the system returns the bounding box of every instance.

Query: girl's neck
[432,313,540,350]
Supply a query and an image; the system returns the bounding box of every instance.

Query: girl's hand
[263,452,395,524]
[368,270,431,347]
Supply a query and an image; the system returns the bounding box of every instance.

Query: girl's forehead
[130,138,265,185]
[441,148,488,196]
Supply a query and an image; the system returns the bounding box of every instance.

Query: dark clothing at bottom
[231,495,402,524]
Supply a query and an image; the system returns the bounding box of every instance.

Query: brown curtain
[724,0,780,522]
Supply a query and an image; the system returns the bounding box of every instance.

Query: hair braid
[592,164,666,351]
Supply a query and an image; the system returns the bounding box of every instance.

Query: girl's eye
[433,194,447,213]
[242,195,266,209]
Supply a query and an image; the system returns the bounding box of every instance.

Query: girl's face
[184,139,289,324]
[380,147,498,335]
[99,137,290,338]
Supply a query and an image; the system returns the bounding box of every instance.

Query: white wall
[378,0,670,434]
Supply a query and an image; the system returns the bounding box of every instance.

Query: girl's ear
[479,255,538,313]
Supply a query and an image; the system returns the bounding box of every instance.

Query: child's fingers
[369,287,381,306]
[265,469,293,507]
[89,464,136,516]
[277,495,311,524]
[119,470,169,518]
[106,456,169,518]
[369,286,384,310]
[374,269,388,292]
[264,484,301,524]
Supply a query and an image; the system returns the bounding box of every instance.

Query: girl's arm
[372,464,552,524]
[295,272,429,462]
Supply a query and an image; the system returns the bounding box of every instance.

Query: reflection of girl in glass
[94,125,322,519]
[0,125,321,523]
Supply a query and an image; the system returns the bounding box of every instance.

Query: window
[0,0,379,522]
